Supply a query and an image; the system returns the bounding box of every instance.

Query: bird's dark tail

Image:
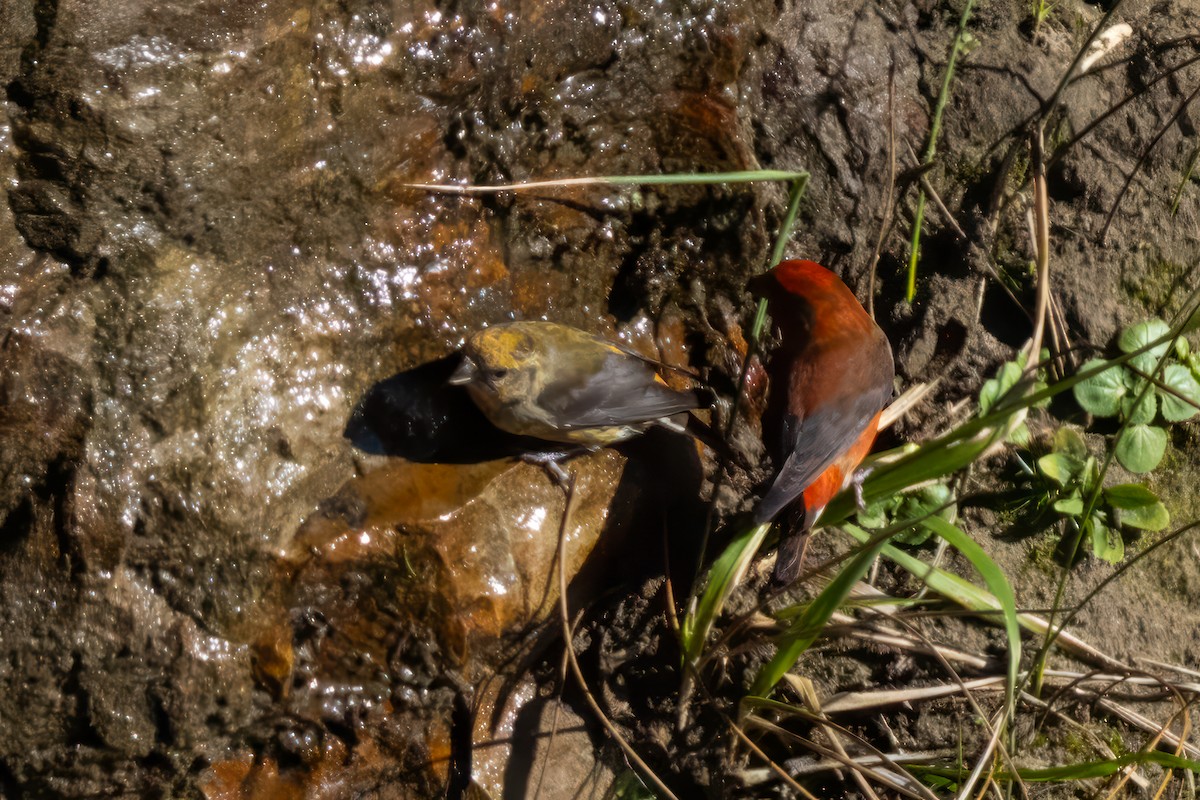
[767,501,814,587]
[770,528,810,587]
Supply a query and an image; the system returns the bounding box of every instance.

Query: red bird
[752,260,894,585]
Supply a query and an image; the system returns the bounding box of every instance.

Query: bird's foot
[850,465,875,513]
[520,449,586,488]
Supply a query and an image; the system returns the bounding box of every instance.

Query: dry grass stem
[554,474,680,800]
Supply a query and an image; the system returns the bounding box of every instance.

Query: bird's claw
[520,450,582,489]
[850,466,874,512]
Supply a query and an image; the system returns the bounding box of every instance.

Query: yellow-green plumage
[450,321,701,447]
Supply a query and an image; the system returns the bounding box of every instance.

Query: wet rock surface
[1,0,1199,796]
[1,0,763,795]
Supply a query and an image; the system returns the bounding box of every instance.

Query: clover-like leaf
[1120,382,1156,425]
[893,484,957,546]
[1114,424,1168,474]
[1104,484,1170,531]
[1159,363,1200,422]
[1073,359,1126,417]
[856,500,892,530]
[906,484,957,522]
[1119,318,1171,375]
[979,359,1024,415]
[1053,426,1088,461]
[1053,495,1084,516]
[1038,452,1084,487]
[1088,513,1124,563]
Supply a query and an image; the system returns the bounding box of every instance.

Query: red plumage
[752,260,895,585]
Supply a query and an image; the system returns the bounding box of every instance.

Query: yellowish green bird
[449,321,703,448]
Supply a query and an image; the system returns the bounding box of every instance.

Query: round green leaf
[1103,483,1158,509]
[1175,336,1190,359]
[1120,382,1156,425]
[856,502,890,530]
[1119,318,1171,374]
[1053,496,1084,516]
[1073,359,1126,417]
[1118,502,1169,531]
[979,360,1023,415]
[1104,484,1170,531]
[1114,424,1168,474]
[1088,514,1124,563]
[1038,452,1083,486]
[1159,363,1200,422]
[1053,426,1088,460]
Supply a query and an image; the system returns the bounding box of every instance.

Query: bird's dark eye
[488,368,508,380]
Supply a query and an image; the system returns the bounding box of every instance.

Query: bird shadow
[344,354,710,580]
[343,354,558,463]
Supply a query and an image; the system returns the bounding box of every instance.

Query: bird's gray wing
[537,351,701,428]
[752,377,892,525]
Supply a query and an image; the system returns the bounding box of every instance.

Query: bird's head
[449,324,540,409]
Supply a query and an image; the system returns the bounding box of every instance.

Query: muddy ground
[2,0,1200,797]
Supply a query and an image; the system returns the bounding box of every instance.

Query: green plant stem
[906,0,975,302]
[690,175,806,580]
[681,174,808,693]
[1028,296,1200,698]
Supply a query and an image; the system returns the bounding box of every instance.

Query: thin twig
[789,677,883,800]
[744,715,935,800]
[1027,128,1051,366]
[396,169,808,194]
[554,474,681,800]
[920,174,969,240]
[1100,80,1200,243]
[1170,139,1200,216]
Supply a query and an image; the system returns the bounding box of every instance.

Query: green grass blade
[747,534,892,698]
[682,173,811,666]
[680,523,771,666]
[912,750,1200,783]
[821,429,1005,525]
[768,176,810,269]
[840,524,1024,631]
[919,516,1021,716]
[905,0,975,301]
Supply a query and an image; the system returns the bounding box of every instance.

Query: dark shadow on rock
[344,355,557,463]
[578,426,708,599]
[497,427,708,799]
